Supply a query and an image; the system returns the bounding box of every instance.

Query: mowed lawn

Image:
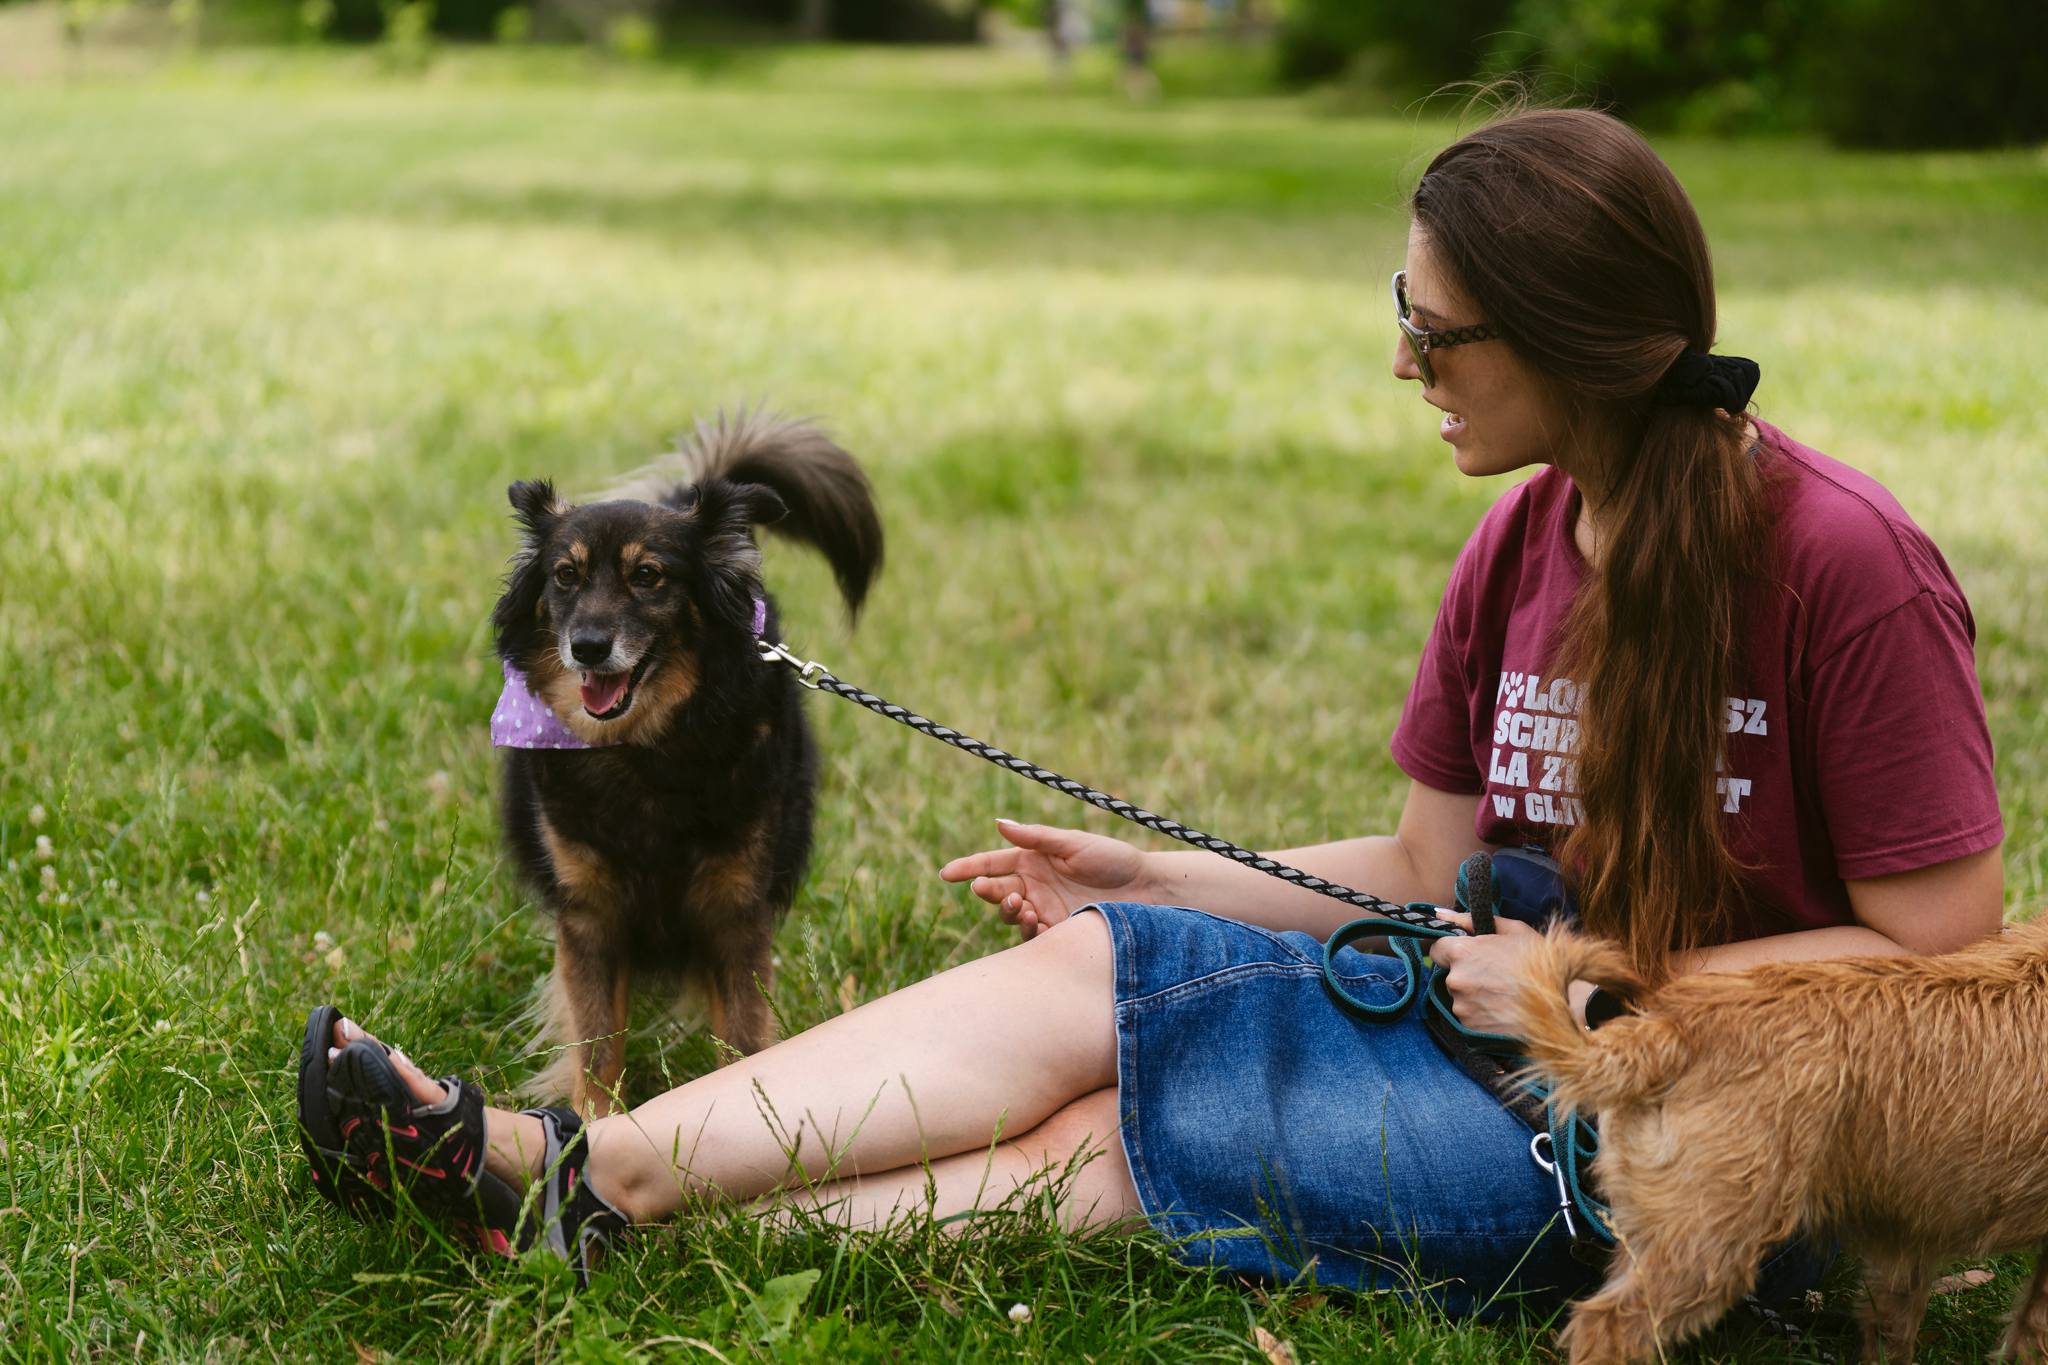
[2,43,2045,1362]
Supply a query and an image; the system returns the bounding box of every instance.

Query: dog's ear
[508,479,565,539]
[494,479,563,658]
[692,479,787,631]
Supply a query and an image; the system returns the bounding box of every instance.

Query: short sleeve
[1808,590,2004,879]
[1390,549,1485,795]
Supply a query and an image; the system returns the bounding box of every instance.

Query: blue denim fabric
[1086,900,1602,1318]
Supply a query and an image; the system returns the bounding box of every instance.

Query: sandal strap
[331,1041,494,1211]
[514,1106,630,1284]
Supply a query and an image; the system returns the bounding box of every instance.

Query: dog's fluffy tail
[602,408,884,617]
[1511,925,1685,1114]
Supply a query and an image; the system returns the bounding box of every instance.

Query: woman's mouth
[1440,411,1467,442]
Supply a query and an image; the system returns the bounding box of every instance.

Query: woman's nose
[1391,336,1421,383]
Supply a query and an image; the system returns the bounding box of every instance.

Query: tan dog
[1512,919,2048,1364]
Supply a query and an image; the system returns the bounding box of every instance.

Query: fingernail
[339,1017,362,1040]
[995,817,1018,827]
[391,1047,413,1068]
[328,1047,340,1062]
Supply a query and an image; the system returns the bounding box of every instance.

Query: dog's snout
[569,632,613,666]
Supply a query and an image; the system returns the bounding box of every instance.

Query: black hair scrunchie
[1655,350,1761,410]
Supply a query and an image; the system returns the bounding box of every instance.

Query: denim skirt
[1087,900,1600,1318]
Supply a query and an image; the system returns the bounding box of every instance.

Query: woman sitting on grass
[297,106,2005,1312]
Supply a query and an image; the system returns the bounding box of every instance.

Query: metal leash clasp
[757,638,828,689]
[1529,1131,1580,1241]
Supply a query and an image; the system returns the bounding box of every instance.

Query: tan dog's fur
[1512,919,2048,1364]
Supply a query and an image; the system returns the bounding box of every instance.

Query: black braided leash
[759,638,1841,1362]
[756,638,1459,936]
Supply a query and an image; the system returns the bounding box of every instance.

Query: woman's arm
[942,780,1481,940]
[1681,843,2007,973]
[1438,844,2008,1034]
[1139,781,1480,937]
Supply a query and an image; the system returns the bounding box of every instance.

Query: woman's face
[1392,224,1573,481]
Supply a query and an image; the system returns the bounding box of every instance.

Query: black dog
[491,412,882,1115]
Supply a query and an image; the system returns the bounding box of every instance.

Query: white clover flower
[1006,1303,1032,1324]
[312,930,335,951]
[195,889,211,905]
[33,835,54,862]
[28,804,46,827]
[41,865,57,889]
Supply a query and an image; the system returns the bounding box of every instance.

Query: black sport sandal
[326,1039,629,1283]
[296,1004,388,1218]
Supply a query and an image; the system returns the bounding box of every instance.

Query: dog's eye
[552,564,578,589]
[629,565,662,589]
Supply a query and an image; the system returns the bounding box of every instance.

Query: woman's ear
[493,479,564,657]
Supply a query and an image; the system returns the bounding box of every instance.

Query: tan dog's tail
[1511,925,1684,1114]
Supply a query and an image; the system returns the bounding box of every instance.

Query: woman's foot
[310,1010,633,1281]
[324,1014,548,1190]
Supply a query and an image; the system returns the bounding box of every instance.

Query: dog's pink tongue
[580,671,629,715]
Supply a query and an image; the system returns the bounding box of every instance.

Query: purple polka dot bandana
[491,660,601,750]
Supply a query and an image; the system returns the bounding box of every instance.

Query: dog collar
[492,596,767,751]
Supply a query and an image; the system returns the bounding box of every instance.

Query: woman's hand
[939,820,1151,940]
[1428,911,1546,1036]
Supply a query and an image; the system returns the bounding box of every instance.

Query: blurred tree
[1277,0,1515,88]
[1281,0,2048,148]
[1489,0,1822,134]
[1802,0,2048,148]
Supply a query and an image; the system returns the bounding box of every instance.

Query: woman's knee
[1026,907,1113,971]
[1015,1086,1122,1165]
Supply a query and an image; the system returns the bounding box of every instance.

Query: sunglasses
[1393,270,1500,388]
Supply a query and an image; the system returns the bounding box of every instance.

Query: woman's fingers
[970,874,1026,908]
[938,845,1021,883]
[994,818,1088,856]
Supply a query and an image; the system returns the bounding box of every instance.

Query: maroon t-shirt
[1390,420,2004,937]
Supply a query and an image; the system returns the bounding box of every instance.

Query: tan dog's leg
[1564,1214,1784,1363]
[1855,1251,1939,1364]
[549,916,630,1118]
[1995,1245,2048,1363]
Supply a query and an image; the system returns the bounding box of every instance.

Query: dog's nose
[569,633,613,667]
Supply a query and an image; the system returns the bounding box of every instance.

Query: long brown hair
[1411,108,1771,979]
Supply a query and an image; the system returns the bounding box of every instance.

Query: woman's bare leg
[760,1087,1140,1232]
[336,912,1119,1226]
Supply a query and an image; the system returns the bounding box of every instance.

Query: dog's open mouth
[579,658,652,720]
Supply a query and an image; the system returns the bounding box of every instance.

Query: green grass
[3,38,2046,1362]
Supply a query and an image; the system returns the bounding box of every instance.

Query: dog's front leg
[701,925,777,1060]
[550,914,630,1118]
[1991,1243,2048,1363]
[690,845,779,1060]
